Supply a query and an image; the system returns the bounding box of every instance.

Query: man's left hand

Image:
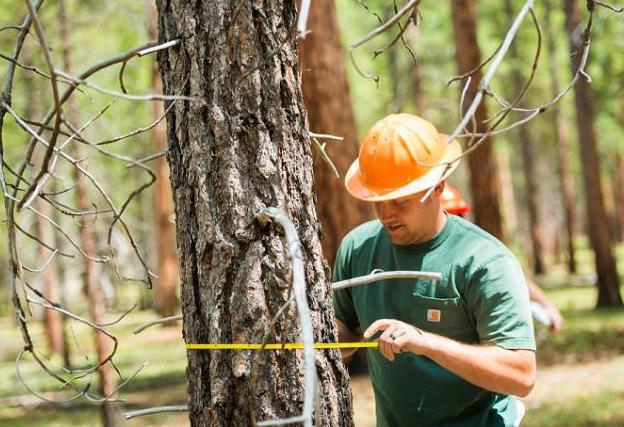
[363,319,425,361]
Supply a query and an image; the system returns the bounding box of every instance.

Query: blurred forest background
[1,0,623,426]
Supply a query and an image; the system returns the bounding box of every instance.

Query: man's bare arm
[365,319,536,397]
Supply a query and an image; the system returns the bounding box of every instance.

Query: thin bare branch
[119,38,182,93]
[97,303,137,327]
[312,138,339,178]
[3,100,156,285]
[258,207,315,427]
[124,405,188,420]
[349,0,420,82]
[26,296,119,381]
[19,98,118,210]
[308,131,344,141]
[6,193,109,262]
[56,70,197,102]
[19,0,65,212]
[594,0,624,12]
[297,0,312,38]
[13,40,160,192]
[13,222,74,258]
[96,100,175,145]
[15,349,89,404]
[125,150,168,168]
[332,269,442,291]
[133,314,182,334]
[0,52,84,89]
[22,249,59,273]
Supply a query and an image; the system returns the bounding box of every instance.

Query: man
[441,183,564,333]
[333,114,536,426]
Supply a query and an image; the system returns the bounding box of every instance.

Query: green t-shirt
[333,215,535,427]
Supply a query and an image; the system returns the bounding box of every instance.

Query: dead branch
[349,0,421,82]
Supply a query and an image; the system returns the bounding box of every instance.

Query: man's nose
[376,201,394,220]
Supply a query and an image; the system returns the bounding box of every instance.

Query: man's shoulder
[449,215,515,261]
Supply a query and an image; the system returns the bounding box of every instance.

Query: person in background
[441,183,564,333]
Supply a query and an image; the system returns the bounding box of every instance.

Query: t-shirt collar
[390,213,454,253]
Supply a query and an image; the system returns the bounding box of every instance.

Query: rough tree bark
[298,0,371,267]
[58,1,122,424]
[149,6,180,318]
[564,0,622,307]
[503,0,546,274]
[156,1,353,425]
[545,0,577,273]
[450,0,505,241]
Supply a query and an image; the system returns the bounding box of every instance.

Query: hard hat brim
[344,137,462,202]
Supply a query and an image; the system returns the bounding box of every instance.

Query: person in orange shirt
[441,183,564,333]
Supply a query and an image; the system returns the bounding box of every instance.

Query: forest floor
[1,282,623,426]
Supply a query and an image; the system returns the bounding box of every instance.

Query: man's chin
[387,230,410,245]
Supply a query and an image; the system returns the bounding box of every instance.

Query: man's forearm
[365,319,536,397]
[418,332,536,397]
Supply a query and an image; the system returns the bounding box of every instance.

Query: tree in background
[299,0,371,267]
[148,5,179,319]
[156,0,353,424]
[544,0,577,273]
[503,0,547,275]
[450,0,505,241]
[58,1,122,424]
[564,0,622,307]
[21,42,69,363]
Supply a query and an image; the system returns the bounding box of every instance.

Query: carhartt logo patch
[427,309,441,322]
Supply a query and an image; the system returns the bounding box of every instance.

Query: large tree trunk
[545,0,577,273]
[149,6,179,318]
[503,0,546,274]
[298,0,370,267]
[58,1,122,424]
[450,0,505,241]
[564,0,622,307]
[156,1,353,426]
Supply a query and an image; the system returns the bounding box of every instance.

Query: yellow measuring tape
[186,342,379,350]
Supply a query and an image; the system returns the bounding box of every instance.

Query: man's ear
[433,181,445,196]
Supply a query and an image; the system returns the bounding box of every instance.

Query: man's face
[373,185,443,245]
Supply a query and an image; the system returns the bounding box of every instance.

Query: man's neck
[406,209,448,245]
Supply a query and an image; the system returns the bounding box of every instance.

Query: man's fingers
[380,324,399,342]
[393,335,409,353]
[363,319,393,339]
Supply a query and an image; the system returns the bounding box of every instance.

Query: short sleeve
[332,240,359,331]
[464,255,536,350]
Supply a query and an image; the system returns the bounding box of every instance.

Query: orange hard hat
[345,114,462,201]
[441,183,471,215]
